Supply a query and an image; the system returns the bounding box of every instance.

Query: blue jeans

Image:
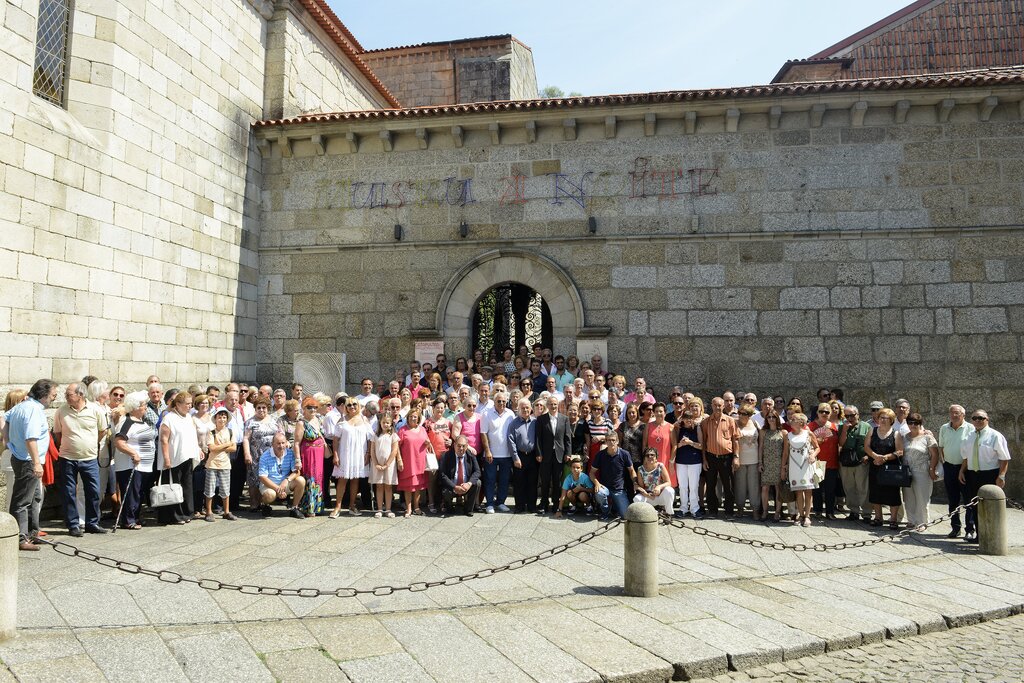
[58,457,101,530]
[942,461,965,531]
[595,487,629,519]
[483,458,513,508]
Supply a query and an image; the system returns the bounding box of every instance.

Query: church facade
[2,0,1024,475]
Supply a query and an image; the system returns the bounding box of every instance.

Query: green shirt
[938,421,973,466]
[840,420,871,458]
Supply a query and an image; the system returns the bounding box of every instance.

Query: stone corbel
[894,99,911,124]
[936,98,955,122]
[415,127,428,149]
[451,125,464,148]
[604,115,616,139]
[810,103,827,128]
[850,101,868,127]
[379,130,393,152]
[277,133,292,158]
[489,122,501,145]
[683,110,697,135]
[345,131,359,153]
[725,108,740,133]
[563,118,577,141]
[524,120,536,143]
[768,105,782,130]
[643,112,656,137]
[311,134,325,156]
[979,96,999,122]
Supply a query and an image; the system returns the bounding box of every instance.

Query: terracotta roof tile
[810,0,1024,79]
[253,65,1024,128]
[360,34,515,54]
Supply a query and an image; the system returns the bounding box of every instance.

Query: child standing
[369,414,399,518]
[205,408,237,521]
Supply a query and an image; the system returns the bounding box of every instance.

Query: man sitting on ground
[439,436,481,516]
[258,432,306,518]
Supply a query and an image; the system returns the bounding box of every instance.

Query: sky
[327,0,915,96]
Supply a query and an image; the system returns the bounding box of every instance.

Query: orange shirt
[701,415,738,456]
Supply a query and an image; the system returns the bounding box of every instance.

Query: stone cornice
[252,85,1024,157]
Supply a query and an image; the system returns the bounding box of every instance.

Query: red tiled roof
[361,34,516,54]
[296,0,401,108]
[808,0,1024,79]
[253,65,1024,128]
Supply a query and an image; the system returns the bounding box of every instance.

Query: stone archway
[435,249,586,356]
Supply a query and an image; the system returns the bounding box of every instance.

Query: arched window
[472,283,552,358]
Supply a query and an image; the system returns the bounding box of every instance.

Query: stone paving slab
[3,503,1024,682]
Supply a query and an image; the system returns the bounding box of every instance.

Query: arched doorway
[471,283,553,358]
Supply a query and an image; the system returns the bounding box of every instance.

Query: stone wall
[264,1,388,118]
[360,36,538,107]
[0,0,270,391]
[256,86,1024,489]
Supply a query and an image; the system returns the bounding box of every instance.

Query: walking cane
[112,468,135,534]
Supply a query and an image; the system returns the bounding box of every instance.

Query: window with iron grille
[32,0,74,107]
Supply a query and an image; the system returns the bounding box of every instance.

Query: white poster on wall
[575,339,608,371]
[293,353,347,396]
[414,340,445,368]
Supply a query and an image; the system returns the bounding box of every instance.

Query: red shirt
[811,420,839,469]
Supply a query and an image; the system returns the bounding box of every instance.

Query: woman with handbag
[901,413,940,530]
[865,408,905,529]
[157,392,201,525]
[294,398,325,517]
[758,410,792,522]
[112,392,156,530]
[781,412,820,527]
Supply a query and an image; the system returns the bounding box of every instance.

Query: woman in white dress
[191,394,214,518]
[330,399,371,518]
[781,412,820,527]
[368,413,399,518]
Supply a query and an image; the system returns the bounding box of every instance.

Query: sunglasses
[111,392,125,398]
[971,416,987,421]
[818,410,830,414]
[907,420,922,425]
[673,402,684,406]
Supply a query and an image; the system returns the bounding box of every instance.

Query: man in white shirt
[958,410,1010,544]
[355,378,379,407]
[475,383,493,415]
[480,393,515,514]
[893,398,911,436]
[938,404,973,538]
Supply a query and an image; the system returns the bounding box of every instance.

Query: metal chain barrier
[33,518,622,597]
[1006,497,1024,512]
[659,497,980,552]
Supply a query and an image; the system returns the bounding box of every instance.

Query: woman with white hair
[113,391,156,529]
[78,380,112,522]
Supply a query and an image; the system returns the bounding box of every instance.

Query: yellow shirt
[54,402,107,461]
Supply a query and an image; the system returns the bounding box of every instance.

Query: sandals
[889,521,899,530]
[374,511,383,518]
[870,518,883,527]
[403,509,412,518]
[349,508,360,516]
[385,511,395,518]
[328,510,341,519]
[125,523,142,530]
[413,509,425,516]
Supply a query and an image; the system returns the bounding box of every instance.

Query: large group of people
[1,344,1012,553]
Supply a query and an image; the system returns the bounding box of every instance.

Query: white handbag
[425,451,439,472]
[149,469,184,508]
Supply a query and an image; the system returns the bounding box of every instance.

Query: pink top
[645,421,677,487]
[397,425,431,492]
[457,412,482,453]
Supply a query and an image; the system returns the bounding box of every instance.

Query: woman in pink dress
[294,398,325,516]
[643,403,677,487]
[397,410,434,518]
[425,398,452,514]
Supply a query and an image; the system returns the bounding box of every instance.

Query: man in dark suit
[537,394,572,513]
[439,436,481,516]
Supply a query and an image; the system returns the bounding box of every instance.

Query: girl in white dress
[368,414,399,518]
[781,412,820,527]
[330,400,372,518]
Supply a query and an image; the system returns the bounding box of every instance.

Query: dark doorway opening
[471,283,552,358]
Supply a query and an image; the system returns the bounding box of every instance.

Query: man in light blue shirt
[257,432,306,518]
[3,379,58,551]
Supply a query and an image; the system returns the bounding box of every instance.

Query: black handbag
[877,457,912,487]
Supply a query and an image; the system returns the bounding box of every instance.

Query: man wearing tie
[537,395,572,514]
[958,410,1011,544]
[440,436,481,516]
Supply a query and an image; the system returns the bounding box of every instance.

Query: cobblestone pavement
[2,502,1023,682]
[694,613,1024,683]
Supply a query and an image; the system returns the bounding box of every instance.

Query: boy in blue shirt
[555,456,594,517]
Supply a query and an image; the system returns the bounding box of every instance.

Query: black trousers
[156,460,195,524]
[442,483,479,514]
[513,458,540,512]
[943,461,965,531]
[964,468,999,534]
[538,455,564,511]
[703,454,735,515]
[229,452,246,510]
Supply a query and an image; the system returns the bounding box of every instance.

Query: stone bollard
[0,512,18,641]
[977,484,1007,556]
[624,502,659,597]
